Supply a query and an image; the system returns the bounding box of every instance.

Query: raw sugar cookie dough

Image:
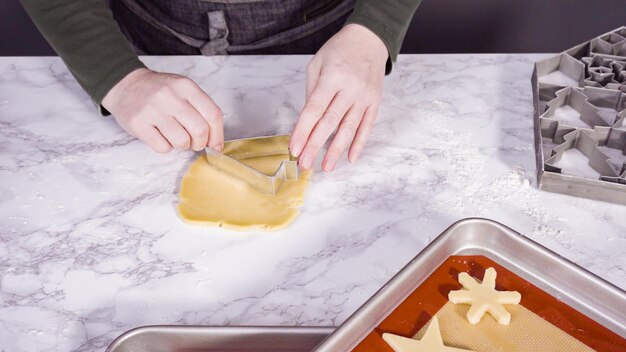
[177,136,312,230]
[413,302,594,352]
[448,267,521,325]
[383,316,474,352]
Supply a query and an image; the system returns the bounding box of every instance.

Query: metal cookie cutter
[532,26,626,204]
[544,129,621,179]
[539,87,613,131]
[204,135,299,195]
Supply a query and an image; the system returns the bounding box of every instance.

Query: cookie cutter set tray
[532,26,626,204]
[106,218,626,351]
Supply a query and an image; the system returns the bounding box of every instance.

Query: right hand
[102,68,224,153]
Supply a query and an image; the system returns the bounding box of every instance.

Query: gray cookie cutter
[539,87,613,132]
[534,53,586,104]
[204,135,299,195]
[607,111,626,151]
[532,26,626,204]
[591,29,626,58]
[583,55,626,88]
[544,129,624,183]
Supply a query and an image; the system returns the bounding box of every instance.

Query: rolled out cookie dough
[177,136,312,230]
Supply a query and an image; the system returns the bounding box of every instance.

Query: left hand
[289,23,388,172]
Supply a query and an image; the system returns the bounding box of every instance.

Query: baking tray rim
[312,217,626,351]
[106,325,336,352]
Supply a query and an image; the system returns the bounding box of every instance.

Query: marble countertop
[0,54,625,352]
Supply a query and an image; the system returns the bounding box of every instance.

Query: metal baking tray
[531,26,626,205]
[313,218,626,351]
[106,326,334,352]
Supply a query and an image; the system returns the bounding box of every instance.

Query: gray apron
[111,0,356,55]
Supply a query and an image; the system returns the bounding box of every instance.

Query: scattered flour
[421,108,566,239]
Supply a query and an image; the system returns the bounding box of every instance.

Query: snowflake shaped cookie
[448,267,521,325]
[383,316,474,352]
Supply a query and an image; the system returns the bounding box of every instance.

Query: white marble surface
[0,54,625,352]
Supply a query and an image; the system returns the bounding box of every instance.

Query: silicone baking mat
[353,255,625,351]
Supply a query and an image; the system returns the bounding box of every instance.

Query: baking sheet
[106,326,334,352]
[312,218,626,351]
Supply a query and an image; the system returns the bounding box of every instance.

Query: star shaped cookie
[382,316,474,352]
[448,267,521,325]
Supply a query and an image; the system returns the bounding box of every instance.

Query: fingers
[298,91,353,170]
[168,99,210,151]
[136,126,173,153]
[288,24,388,170]
[348,103,379,163]
[183,80,224,151]
[290,79,337,157]
[106,70,225,154]
[322,104,366,172]
[155,115,191,150]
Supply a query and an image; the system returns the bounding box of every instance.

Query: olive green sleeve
[20,0,145,108]
[345,0,423,73]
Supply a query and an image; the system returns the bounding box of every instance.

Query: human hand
[102,68,224,153]
[290,23,388,172]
